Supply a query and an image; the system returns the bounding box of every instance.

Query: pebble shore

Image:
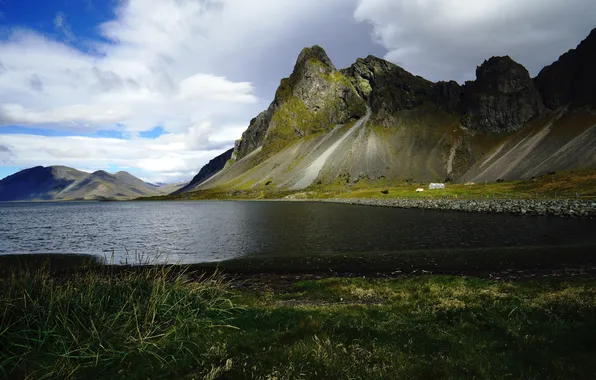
[323,198,596,218]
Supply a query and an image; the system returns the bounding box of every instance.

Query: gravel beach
[322,198,596,218]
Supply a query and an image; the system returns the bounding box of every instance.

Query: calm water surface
[1,201,595,264]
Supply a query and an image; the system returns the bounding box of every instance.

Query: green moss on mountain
[257,48,366,157]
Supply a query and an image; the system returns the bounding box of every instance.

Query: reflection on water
[1,201,595,264]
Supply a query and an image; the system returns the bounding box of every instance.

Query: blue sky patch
[139,126,168,139]
[0,0,115,52]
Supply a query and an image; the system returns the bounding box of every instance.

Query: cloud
[54,12,76,42]
[354,0,596,82]
[0,117,245,181]
[0,144,13,164]
[0,26,258,132]
[0,125,238,182]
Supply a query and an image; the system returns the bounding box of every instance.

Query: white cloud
[0,26,258,132]
[0,103,130,125]
[354,0,596,82]
[54,12,76,42]
[0,123,239,182]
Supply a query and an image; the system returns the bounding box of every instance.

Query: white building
[429,183,446,190]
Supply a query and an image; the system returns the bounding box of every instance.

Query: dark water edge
[3,245,596,279]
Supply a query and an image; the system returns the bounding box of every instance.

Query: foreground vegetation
[141,169,596,201]
[2,254,596,379]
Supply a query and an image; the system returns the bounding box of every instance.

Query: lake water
[1,201,595,264]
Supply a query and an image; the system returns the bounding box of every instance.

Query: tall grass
[0,266,237,379]
[2,261,596,379]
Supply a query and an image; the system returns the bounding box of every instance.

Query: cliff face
[234,45,366,161]
[181,28,596,193]
[536,28,596,109]
[460,56,544,132]
[342,56,434,115]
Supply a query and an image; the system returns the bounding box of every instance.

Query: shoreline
[315,197,596,218]
[3,245,596,281]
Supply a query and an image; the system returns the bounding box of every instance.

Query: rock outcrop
[461,56,544,132]
[343,56,434,115]
[536,28,596,109]
[433,80,464,114]
[234,109,272,160]
[234,45,366,161]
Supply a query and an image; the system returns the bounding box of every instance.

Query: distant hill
[0,166,185,201]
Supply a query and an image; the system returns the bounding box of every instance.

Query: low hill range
[0,166,185,201]
[180,27,596,195]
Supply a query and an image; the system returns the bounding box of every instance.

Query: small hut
[428,183,445,190]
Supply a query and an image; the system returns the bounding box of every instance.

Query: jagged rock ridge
[536,28,596,109]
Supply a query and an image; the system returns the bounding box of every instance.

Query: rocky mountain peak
[285,45,344,112]
[343,55,434,114]
[475,56,534,94]
[461,55,543,132]
[233,45,366,161]
[293,45,336,74]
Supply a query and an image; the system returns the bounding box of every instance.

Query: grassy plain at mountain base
[2,252,596,379]
[142,168,596,201]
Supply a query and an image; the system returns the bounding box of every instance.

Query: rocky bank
[324,198,596,218]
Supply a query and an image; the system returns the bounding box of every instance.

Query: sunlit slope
[196,105,483,190]
[196,105,596,192]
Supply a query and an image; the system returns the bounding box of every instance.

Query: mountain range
[0,166,184,201]
[2,28,595,200]
[180,28,596,195]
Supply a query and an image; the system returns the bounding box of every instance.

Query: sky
[0,0,594,184]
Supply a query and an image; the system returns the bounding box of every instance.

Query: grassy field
[140,169,596,201]
[2,253,596,379]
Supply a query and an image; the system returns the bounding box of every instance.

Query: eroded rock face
[289,45,336,111]
[235,109,273,160]
[536,28,596,109]
[461,56,544,132]
[234,45,366,160]
[433,80,464,114]
[343,56,434,114]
